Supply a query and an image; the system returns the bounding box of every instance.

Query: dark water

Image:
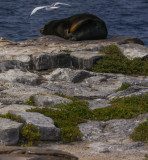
[0,0,148,45]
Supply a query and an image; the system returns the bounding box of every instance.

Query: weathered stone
[34,94,72,106]
[0,82,50,105]
[10,111,61,141]
[0,117,23,145]
[30,51,103,71]
[89,141,143,153]
[89,142,110,153]
[0,60,26,72]
[41,73,123,99]
[88,99,111,110]
[0,146,78,160]
[43,68,96,83]
[117,37,144,45]
[0,35,148,159]
[0,36,147,72]
[79,113,148,142]
[0,69,41,85]
[119,43,148,60]
[0,104,35,115]
[108,85,148,100]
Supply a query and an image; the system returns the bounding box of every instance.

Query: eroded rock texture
[0,35,148,160]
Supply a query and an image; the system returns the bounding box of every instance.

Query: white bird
[29,2,71,17]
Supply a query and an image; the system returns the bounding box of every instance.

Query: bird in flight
[29,2,71,17]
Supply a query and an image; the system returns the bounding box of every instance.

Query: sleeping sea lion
[40,13,108,40]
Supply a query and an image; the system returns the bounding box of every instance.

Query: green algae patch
[116,82,131,92]
[24,95,36,106]
[130,118,148,143]
[20,124,41,146]
[0,113,23,123]
[93,45,148,76]
[92,95,148,121]
[27,95,148,143]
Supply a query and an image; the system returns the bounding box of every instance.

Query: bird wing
[51,2,71,7]
[30,6,47,17]
[45,6,59,11]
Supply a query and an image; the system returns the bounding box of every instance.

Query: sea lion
[40,13,108,40]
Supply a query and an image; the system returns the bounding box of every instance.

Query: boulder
[0,118,23,145]
[33,94,72,106]
[40,13,108,40]
[10,111,61,141]
[0,104,36,115]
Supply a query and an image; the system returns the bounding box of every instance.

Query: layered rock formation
[0,35,148,160]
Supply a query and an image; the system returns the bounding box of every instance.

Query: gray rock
[42,72,123,99]
[89,142,110,153]
[34,94,72,106]
[0,82,50,105]
[43,68,96,83]
[0,117,23,145]
[89,141,144,153]
[0,60,26,72]
[0,69,41,85]
[30,51,103,71]
[79,113,148,142]
[0,104,36,114]
[0,35,148,158]
[70,51,103,70]
[119,43,148,60]
[88,99,111,109]
[1,36,146,72]
[10,111,61,141]
[108,85,148,100]
[118,75,148,86]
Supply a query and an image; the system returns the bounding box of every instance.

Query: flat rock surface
[34,94,72,106]
[79,113,148,142]
[0,36,147,71]
[0,146,78,160]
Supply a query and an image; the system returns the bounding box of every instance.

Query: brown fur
[40,13,108,41]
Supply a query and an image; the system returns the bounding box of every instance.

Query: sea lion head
[40,28,44,34]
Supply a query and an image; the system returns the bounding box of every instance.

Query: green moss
[116,82,131,92]
[0,113,23,123]
[85,49,92,51]
[92,95,148,121]
[24,95,36,106]
[60,50,72,53]
[130,118,148,143]
[20,123,41,146]
[93,45,148,76]
[61,126,82,143]
[27,95,148,143]
[53,96,92,119]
